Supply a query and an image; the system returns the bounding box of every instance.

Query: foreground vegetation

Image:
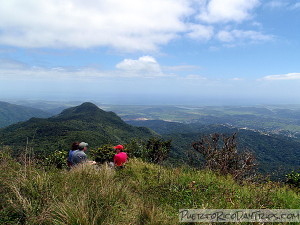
[1,150,299,225]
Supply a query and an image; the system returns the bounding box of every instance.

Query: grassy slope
[1,151,299,225]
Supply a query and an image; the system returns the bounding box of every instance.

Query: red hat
[113,145,124,150]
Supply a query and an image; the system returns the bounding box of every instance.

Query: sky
[0,0,300,105]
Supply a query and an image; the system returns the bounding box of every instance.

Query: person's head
[113,145,124,153]
[78,142,89,151]
[71,142,80,150]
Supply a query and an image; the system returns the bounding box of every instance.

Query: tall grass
[1,151,299,224]
[117,159,300,211]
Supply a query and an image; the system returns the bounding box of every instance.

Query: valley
[1,100,299,179]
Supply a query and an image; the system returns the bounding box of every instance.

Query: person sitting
[71,142,96,166]
[67,142,79,167]
[113,145,128,168]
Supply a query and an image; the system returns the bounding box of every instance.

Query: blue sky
[0,0,300,105]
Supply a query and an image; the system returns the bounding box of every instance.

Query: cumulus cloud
[197,0,260,23]
[0,55,212,81]
[261,73,300,80]
[0,0,273,50]
[116,56,165,77]
[0,0,192,51]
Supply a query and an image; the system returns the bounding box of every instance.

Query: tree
[192,133,256,181]
[146,137,171,164]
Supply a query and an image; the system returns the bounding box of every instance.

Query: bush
[126,138,172,164]
[125,139,148,159]
[145,137,171,164]
[89,138,172,165]
[89,144,115,163]
[45,150,68,169]
[286,171,300,188]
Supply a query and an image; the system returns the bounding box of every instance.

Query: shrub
[286,171,300,188]
[45,150,68,169]
[90,138,172,165]
[145,137,171,164]
[89,144,115,163]
[125,139,147,159]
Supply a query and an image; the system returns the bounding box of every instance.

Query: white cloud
[198,0,260,23]
[217,30,235,42]
[116,56,165,77]
[0,56,178,80]
[261,73,300,80]
[0,0,274,51]
[116,56,206,79]
[0,0,192,51]
[217,29,273,43]
[0,56,212,82]
[186,24,214,41]
[265,1,300,10]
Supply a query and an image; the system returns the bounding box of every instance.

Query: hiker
[71,142,96,166]
[67,142,79,167]
[113,145,128,168]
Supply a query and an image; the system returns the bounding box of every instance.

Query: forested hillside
[128,120,300,179]
[0,101,51,128]
[0,102,154,156]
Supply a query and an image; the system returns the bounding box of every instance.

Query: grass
[1,150,299,224]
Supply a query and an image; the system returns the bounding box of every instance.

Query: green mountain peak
[0,102,154,155]
[57,102,102,116]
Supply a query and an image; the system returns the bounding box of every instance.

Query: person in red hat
[113,145,128,168]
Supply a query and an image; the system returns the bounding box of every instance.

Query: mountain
[0,102,154,155]
[127,119,300,179]
[2,102,299,179]
[0,101,51,128]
